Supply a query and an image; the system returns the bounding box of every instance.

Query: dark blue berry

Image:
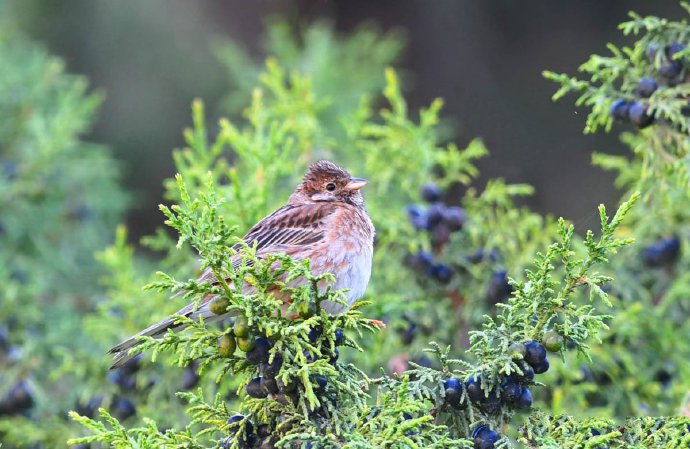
[509,360,535,384]
[485,270,512,305]
[111,396,136,421]
[533,358,550,375]
[643,237,681,267]
[227,414,253,438]
[400,321,417,345]
[444,378,462,390]
[246,337,272,365]
[405,250,434,272]
[118,354,142,376]
[466,376,484,403]
[431,223,451,246]
[654,362,674,388]
[227,413,245,426]
[406,205,429,231]
[501,381,523,404]
[473,427,499,449]
[261,376,279,394]
[628,102,654,128]
[260,353,283,379]
[307,326,323,343]
[246,377,267,398]
[524,342,547,368]
[75,396,103,419]
[334,329,344,346]
[430,263,453,284]
[467,249,498,264]
[417,250,433,267]
[666,43,685,59]
[0,381,34,415]
[421,182,442,203]
[610,99,631,121]
[514,387,533,410]
[403,412,413,420]
[328,348,340,364]
[107,371,136,391]
[443,378,465,408]
[659,60,683,80]
[314,376,328,390]
[444,206,466,231]
[471,424,490,439]
[636,77,658,98]
[479,392,501,414]
[180,365,200,390]
[646,44,659,62]
[427,203,446,228]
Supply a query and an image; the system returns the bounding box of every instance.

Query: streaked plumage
[109,161,374,368]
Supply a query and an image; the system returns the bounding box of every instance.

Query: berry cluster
[212,306,346,449]
[404,183,514,307]
[441,335,561,449]
[610,43,686,128]
[405,182,466,284]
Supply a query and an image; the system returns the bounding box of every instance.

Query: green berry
[209,296,230,315]
[233,316,250,338]
[542,330,564,352]
[218,335,236,358]
[237,335,256,352]
[508,342,526,359]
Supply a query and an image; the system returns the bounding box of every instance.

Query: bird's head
[293,160,368,207]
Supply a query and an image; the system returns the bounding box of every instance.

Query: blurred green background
[5,0,681,239]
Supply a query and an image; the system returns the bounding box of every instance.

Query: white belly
[320,241,373,314]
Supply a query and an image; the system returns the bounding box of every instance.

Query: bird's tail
[107,296,231,369]
[107,316,180,369]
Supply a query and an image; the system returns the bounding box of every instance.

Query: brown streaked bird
[109,161,375,368]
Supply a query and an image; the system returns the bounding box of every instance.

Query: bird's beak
[346,177,368,191]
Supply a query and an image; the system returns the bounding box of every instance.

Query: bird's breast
[314,208,374,313]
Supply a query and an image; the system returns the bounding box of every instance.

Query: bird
[108,161,375,368]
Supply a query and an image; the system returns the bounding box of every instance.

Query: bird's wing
[109,203,339,368]
[196,202,337,283]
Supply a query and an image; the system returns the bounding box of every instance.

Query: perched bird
[109,161,375,368]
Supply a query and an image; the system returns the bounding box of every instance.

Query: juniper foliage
[0,26,127,447]
[545,2,690,419]
[1,7,689,449]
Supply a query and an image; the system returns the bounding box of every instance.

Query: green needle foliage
[0,25,127,447]
[3,5,690,449]
[545,2,690,419]
[69,151,638,448]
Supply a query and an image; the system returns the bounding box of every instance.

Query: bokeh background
[6,0,681,239]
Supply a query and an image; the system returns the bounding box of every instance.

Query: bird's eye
[326,183,336,191]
